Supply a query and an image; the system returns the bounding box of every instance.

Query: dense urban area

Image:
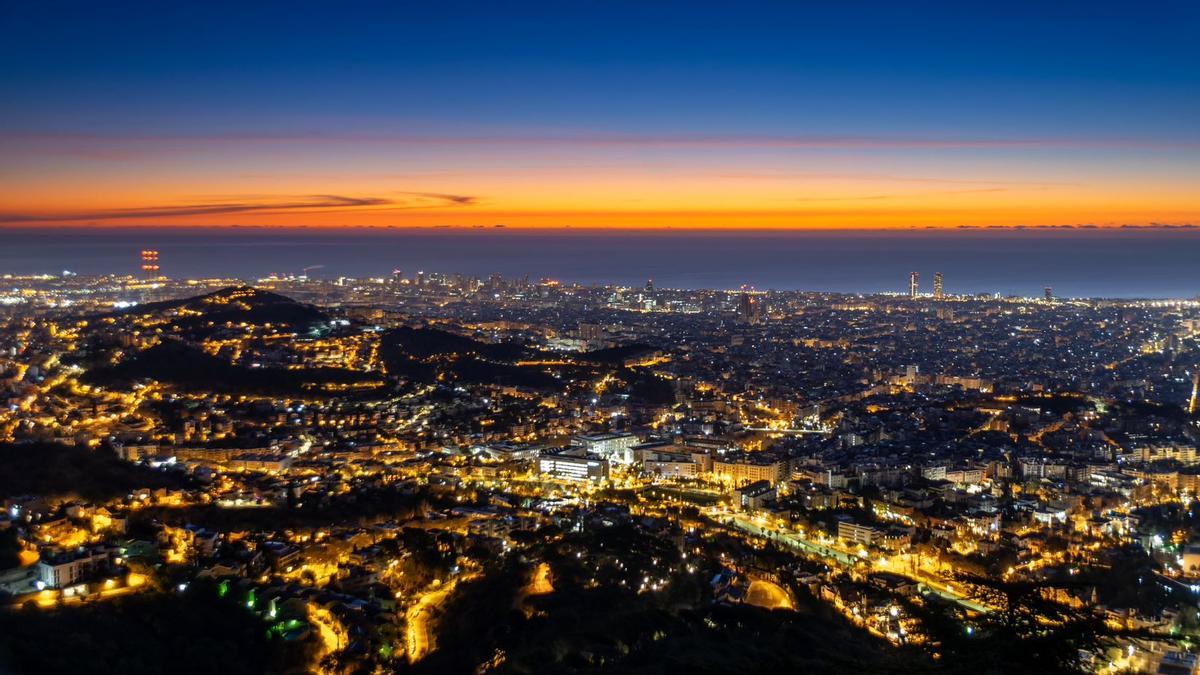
[2,260,1200,674]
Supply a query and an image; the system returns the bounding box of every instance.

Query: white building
[36,548,111,588]
[538,449,610,481]
[573,433,639,465]
[837,519,881,547]
[643,452,699,479]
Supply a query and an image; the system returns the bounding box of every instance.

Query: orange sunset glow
[3,133,1198,229]
[2,3,1197,232]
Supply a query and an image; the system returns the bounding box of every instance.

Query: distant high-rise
[909,272,919,299]
[140,249,161,280]
[578,322,605,342]
[645,278,654,293]
[737,292,763,325]
[1189,372,1199,415]
[1044,287,1054,303]
[933,272,944,299]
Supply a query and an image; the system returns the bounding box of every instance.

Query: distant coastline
[2,227,1199,299]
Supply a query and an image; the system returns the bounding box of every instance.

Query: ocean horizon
[2,227,1198,299]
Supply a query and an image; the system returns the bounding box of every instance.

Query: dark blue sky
[4,1,1198,137]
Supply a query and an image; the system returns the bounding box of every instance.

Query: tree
[0,528,21,569]
[909,573,1109,674]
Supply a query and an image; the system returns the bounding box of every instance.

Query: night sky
[2,1,1198,229]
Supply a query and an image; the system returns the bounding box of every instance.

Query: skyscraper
[737,292,763,325]
[1189,372,1199,415]
[933,272,944,299]
[909,272,919,299]
[1044,287,1054,303]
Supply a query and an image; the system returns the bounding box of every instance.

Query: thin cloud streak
[4,131,1198,151]
[713,171,1079,187]
[790,187,1018,202]
[0,192,476,224]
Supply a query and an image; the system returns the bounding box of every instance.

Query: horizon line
[2,223,1198,233]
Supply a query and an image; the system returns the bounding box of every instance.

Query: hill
[83,340,382,396]
[0,442,188,501]
[0,583,314,674]
[577,343,661,366]
[103,286,330,334]
[380,326,534,361]
[379,327,566,390]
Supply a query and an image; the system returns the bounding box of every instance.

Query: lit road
[722,513,855,565]
[719,512,989,614]
[406,587,442,662]
[741,427,830,434]
[526,562,553,596]
[515,562,554,617]
[406,574,475,662]
[10,574,149,609]
[309,605,345,671]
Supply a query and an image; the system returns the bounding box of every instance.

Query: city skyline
[3,265,1200,673]
[5,225,1200,299]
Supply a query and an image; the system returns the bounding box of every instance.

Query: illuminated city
[2,2,1200,674]
[0,263,1199,673]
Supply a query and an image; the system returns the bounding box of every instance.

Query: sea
[1,227,1198,299]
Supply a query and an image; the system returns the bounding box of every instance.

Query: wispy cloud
[790,187,1018,202]
[4,131,1197,152]
[956,223,1198,230]
[406,192,476,205]
[0,192,476,223]
[714,171,1075,185]
[792,194,895,202]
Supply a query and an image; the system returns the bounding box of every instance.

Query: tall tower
[909,272,919,299]
[933,272,944,299]
[1189,372,1199,415]
[737,292,762,325]
[1044,287,1054,303]
[140,250,161,281]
